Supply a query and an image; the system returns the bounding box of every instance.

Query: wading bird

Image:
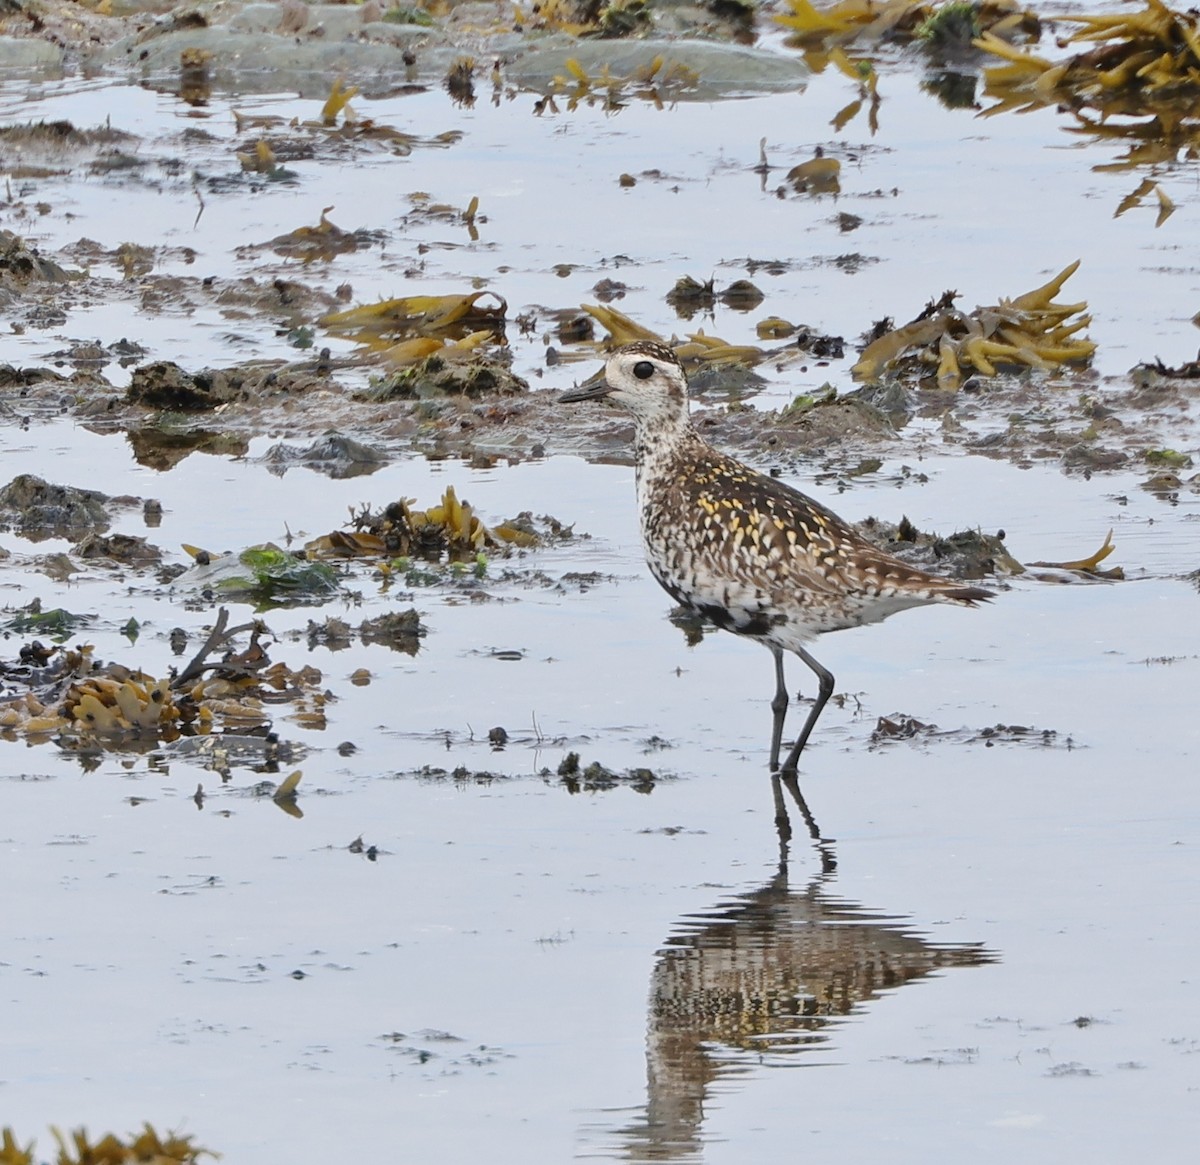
[560,341,992,774]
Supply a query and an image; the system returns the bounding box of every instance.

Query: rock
[261,433,389,478]
[0,474,112,540]
[72,531,162,565]
[126,361,244,410]
[368,355,529,401]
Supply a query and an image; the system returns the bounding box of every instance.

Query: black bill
[558,367,611,403]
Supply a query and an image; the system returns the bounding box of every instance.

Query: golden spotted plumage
[559,340,993,774]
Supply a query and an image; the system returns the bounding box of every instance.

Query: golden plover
[560,341,993,773]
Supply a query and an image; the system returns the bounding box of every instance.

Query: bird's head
[559,341,690,426]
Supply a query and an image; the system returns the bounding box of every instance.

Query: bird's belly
[646,554,823,644]
[644,543,931,648]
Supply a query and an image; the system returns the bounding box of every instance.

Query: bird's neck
[633,408,704,485]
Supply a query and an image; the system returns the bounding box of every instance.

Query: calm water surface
[2,36,1199,1163]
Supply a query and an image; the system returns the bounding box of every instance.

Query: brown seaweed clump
[851,261,1095,389]
[321,289,506,367]
[305,485,572,565]
[775,0,1039,51]
[977,0,1200,114]
[0,610,325,744]
[0,1122,215,1165]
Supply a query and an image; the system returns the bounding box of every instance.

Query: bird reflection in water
[603,777,997,1161]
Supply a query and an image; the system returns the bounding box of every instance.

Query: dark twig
[172,607,264,689]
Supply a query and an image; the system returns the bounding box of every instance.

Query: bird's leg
[779,646,835,775]
[768,646,789,773]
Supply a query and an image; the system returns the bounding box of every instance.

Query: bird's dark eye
[632,360,655,380]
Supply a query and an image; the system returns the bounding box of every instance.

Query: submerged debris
[126,361,245,411]
[306,611,426,655]
[870,714,1063,748]
[4,602,95,643]
[72,531,162,567]
[258,206,384,263]
[0,229,71,302]
[554,750,659,792]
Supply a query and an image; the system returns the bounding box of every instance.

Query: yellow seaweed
[322,291,507,339]
[579,304,664,346]
[1028,530,1120,575]
[275,770,303,800]
[853,263,1093,387]
[321,77,359,125]
[853,317,949,380]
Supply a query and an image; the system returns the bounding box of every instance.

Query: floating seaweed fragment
[231,90,456,163]
[307,609,429,657]
[1026,529,1123,579]
[0,1126,32,1165]
[578,303,663,347]
[665,275,716,317]
[720,280,765,311]
[757,316,797,339]
[236,138,276,173]
[775,0,925,46]
[673,330,765,367]
[274,768,302,802]
[554,751,659,793]
[851,261,1095,388]
[787,148,842,193]
[359,610,427,653]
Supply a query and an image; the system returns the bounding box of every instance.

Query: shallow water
[2,23,1200,1165]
